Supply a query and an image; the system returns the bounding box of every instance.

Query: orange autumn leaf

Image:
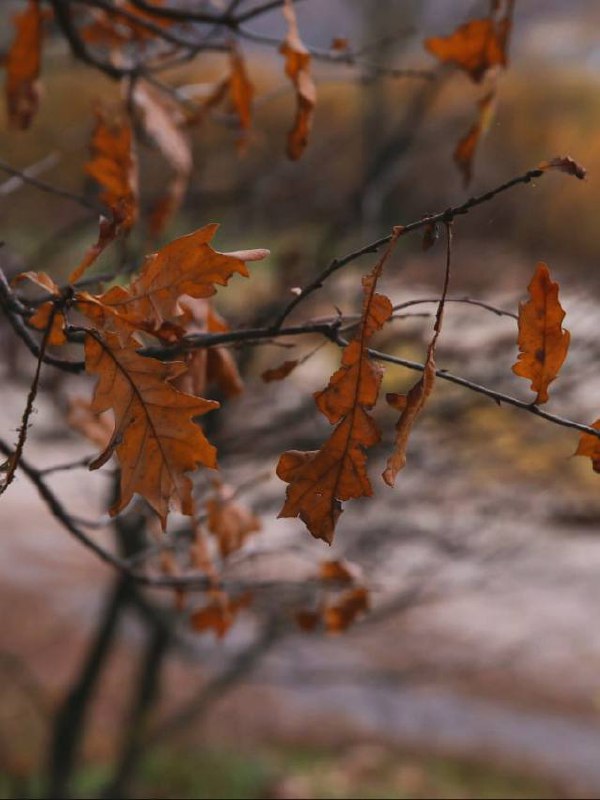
[424,0,514,83]
[190,591,252,638]
[5,0,46,129]
[512,262,570,405]
[382,348,436,487]
[280,0,316,160]
[277,233,400,544]
[77,225,268,337]
[85,332,219,528]
[575,421,600,474]
[229,44,254,151]
[319,559,361,584]
[206,480,261,558]
[68,213,123,284]
[13,271,67,345]
[85,108,138,231]
[324,587,369,633]
[454,90,496,186]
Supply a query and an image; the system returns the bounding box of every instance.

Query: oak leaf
[5,0,46,129]
[324,587,369,633]
[229,45,254,152]
[261,359,299,383]
[538,156,587,181]
[77,225,268,337]
[575,421,600,474]
[85,331,219,528]
[13,271,66,345]
[277,235,400,543]
[190,591,252,638]
[512,262,570,405]
[85,108,138,231]
[206,480,261,558]
[280,0,317,160]
[425,1,514,83]
[454,90,496,186]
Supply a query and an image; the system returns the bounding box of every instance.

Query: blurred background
[2,0,600,797]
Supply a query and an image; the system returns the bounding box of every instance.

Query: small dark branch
[351,342,600,440]
[270,164,551,330]
[50,0,133,79]
[101,625,170,799]
[39,455,97,475]
[147,615,282,746]
[392,296,518,321]
[128,0,233,24]
[237,25,433,80]
[1,306,56,496]
[45,578,130,800]
[0,153,60,197]
[0,270,85,374]
[73,0,219,49]
[139,319,339,360]
[0,158,101,213]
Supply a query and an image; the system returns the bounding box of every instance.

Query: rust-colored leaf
[13,271,66,345]
[229,44,254,151]
[323,587,369,633]
[5,0,46,129]
[454,90,496,186]
[424,0,514,83]
[382,347,436,486]
[277,233,401,543]
[85,108,138,231]
[206,479,261,558]
[85,332,219,528]
[575,421,600,474]
[77,225,268,337]
[280,0,317,160]
[319,559,361,584]
[68,213,123,284]
[190,591,252,638]
[81,0,171,45]
[133,80,192,237]
[512,262,570,405]
[261,359,299,383]
[538,156,587,181]
[295,609,321,632]
[383,225,452,486]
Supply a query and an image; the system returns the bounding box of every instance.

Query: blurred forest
[2,1,600,798]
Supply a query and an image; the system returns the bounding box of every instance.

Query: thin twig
[0,158,101,213]
[270,164,552,330]
[1,306,56,495]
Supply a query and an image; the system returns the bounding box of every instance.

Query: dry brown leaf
[229,44,254,151]
[575,421,600,474]
[280,0,317,160]
[319,559,361,584]
[68,213,123,284]
[324,587,369,633]
[454,90,496,186]
[206,480,261,558]
[132,80,192,237]
[85,331,219,528]
[77,225,269,337]
[277,233,400,543]
[261,359,299,383]
[190,591,252,638]
[512,262,570,405]
[13,271,66,345]
[5,0,47,129]
[85,108,138,231]
[538,156,587,181]
[424,0,514,83]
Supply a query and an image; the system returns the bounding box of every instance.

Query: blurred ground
[2,1,600,798]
